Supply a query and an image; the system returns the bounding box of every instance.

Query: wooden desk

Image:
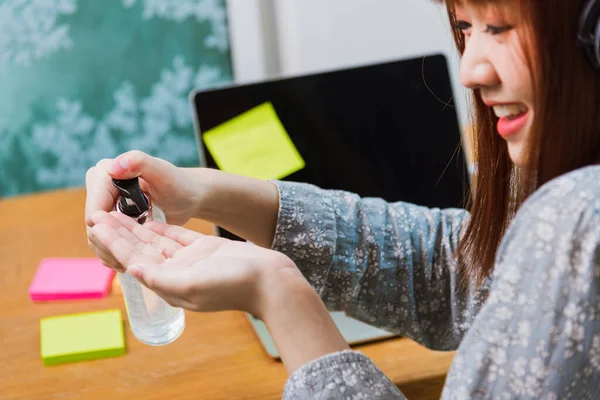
[0,188,454,400]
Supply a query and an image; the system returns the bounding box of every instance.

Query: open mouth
[493,103,528,120]
[493,103,529,138]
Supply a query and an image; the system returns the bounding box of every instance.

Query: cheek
[498,40,534,101]
[511,34,536,101]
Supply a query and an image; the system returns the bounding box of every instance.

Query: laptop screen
[191,53,469,241]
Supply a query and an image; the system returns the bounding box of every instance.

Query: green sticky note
[40,309,126,366]
[203,102,305,180]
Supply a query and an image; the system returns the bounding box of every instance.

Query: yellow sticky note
[40,309,126,366]
[203,102,305,180]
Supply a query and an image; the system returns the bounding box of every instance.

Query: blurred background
[0,0,469,197]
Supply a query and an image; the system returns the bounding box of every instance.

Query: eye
[485,24,513,35]
[454,20,472,31]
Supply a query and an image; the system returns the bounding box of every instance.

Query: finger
[96,158,113,171]
[92,211,161,256]
[90,224,164,268]
[101,150,177,184]
[85,166,119,228]
[138,177,151,194]
[143,221,219,261]
[163,235,227,265]
[144,221,204,246]
[109,212,183,258]
[128,263,194,300]
[87,234,125,273]
[144,290,189,311]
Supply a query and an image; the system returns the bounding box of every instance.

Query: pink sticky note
[29,258,115,301]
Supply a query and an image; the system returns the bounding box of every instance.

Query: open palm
[88,210,295,314]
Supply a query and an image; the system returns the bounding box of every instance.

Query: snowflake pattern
[273,166,600,399]
[0,0,232,197]
[123,0,228,51]
[0,0,77,73]
[30,55,226,188]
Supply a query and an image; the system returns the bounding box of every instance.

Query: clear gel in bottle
[112,177,185,346]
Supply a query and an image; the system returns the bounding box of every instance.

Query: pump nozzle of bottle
[112,178,152,224]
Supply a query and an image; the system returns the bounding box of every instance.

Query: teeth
[493,104,527,118]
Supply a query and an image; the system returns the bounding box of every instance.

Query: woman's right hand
[85,150,205,270]
[85,149,281,271]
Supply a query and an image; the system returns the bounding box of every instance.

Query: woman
[85,0,600,398]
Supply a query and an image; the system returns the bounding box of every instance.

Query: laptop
[189,53,469,358]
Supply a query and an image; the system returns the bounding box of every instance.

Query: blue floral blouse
[271,165,600,399]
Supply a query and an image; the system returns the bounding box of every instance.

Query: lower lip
[497,112,529,138]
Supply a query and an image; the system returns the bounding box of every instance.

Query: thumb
[128,263,186,296]
[98,150,177,184]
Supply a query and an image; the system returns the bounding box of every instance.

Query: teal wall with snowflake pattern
[0,0,233,197]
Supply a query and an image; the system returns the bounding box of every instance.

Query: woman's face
[455,3,534,166]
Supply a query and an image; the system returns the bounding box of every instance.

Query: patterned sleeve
[271,180,489,400]
[440,171,600,399]
[283,350,407,399]
[271,180,490,350]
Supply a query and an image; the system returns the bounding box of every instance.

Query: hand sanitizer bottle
[112,177,185,346]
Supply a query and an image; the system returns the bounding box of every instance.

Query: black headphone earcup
[578,0,600,69]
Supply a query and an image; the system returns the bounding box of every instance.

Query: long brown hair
[439,0,600,285]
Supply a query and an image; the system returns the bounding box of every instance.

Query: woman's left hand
[88,210,297,316]
[88,210,350,373]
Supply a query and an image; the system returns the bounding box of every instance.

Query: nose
[459,36,500,89]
